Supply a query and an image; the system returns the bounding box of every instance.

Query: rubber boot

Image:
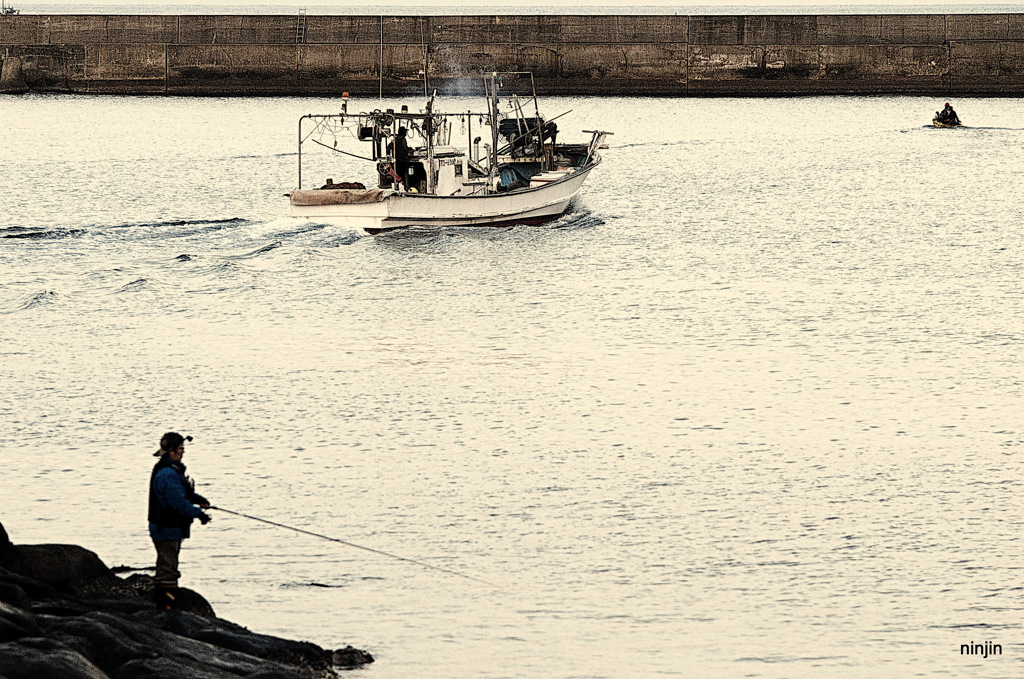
[152,585,178,610]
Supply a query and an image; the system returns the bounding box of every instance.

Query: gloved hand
[198,513,211,525]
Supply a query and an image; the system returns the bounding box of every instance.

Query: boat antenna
[378,14,384,102]
[209,506,497,587]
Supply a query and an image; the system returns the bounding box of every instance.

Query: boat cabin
[289,72,611,233]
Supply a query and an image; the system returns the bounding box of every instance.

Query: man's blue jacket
[148,457,208,541]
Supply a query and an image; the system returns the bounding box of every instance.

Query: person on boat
[393,127,412,188]
[149,432,211,609]
[938,102,960,125]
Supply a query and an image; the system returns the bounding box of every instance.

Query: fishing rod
[209,506,496,587]
[310,138,375,162]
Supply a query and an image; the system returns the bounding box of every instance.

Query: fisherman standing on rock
[149,432,212,609]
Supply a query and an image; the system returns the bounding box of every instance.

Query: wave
[551,205,604,230]
[3,218,248,241]
[10,290,58,312]
[224,152,298,160]
[2,228,86,240]
[317,231,364,247]
[256,216,365,247]
[265,222,329,240]
[108,217,249,230]
[553,213,604,230]
[0,226,36,236]
[116,278,149,293]
[237,241,284,258]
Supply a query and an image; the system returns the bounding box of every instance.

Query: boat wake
[263,221,329,240]
[3,218,251,241]
[366,208,604,240]
[550,203,604,230]
[915,125,1024,131]
[84,217,251,241]
[2,228,85,240]
[115,278,149,294]
[125,217,249,229]
[236,241,284,258]
[254,216,366,248]
[943,126,1024,131]
[552,213,603,231]
[222,152,297,160]
[8,290,58,313]
[316,231,365,247]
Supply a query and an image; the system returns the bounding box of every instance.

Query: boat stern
[288,187,393,231]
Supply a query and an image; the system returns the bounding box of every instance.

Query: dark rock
[77,596,155,617]
[138,609,329,669]
[125,578,215,618]
[30,597,93,617]
[43,612,156,674]
[0,523,10,553]
[0,603,41,643]
[0,585,30,612]
[0,637,109,679]
[109,565,153,575]
[0,525,371,678]
[331,645,375,667]
[98,612,315,678]
[4,544,117,593]
[169,587,215,618]
[111,573,158,601]
[111,656,270,679]
[0,566,62,606]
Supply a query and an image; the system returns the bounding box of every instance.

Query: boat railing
[582,130,614,166]
[294,74,608,197]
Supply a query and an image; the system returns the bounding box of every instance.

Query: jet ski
[932,108,962,127]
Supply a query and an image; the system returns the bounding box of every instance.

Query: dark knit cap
[154,432,193,456]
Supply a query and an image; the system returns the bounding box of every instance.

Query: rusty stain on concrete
[1,14,1023,95]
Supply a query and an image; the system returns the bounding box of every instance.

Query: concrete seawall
[2,14,1024,96]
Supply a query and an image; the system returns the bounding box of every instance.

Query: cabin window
[455,163,463,177]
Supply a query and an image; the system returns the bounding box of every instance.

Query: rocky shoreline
[0,520,373,678]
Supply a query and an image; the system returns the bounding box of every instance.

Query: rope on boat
[209,506,497,587]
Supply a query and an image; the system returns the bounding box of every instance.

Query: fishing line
[209,506,496,587]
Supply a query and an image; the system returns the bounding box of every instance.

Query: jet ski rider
[936,102,961,125]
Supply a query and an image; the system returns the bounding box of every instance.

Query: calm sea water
[3,92,1024,678]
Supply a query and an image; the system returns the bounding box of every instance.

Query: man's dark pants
[152,539,182,588]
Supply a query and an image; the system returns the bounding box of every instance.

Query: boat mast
[425,90,436,194]
[486,73,499,192]
[297,115,305,189]
[529,73,547,170]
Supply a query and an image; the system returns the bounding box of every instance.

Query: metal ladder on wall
[295,8,307,45]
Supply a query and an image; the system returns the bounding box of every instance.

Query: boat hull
[290,162,596,234]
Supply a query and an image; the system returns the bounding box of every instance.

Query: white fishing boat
[287,72,610,235]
